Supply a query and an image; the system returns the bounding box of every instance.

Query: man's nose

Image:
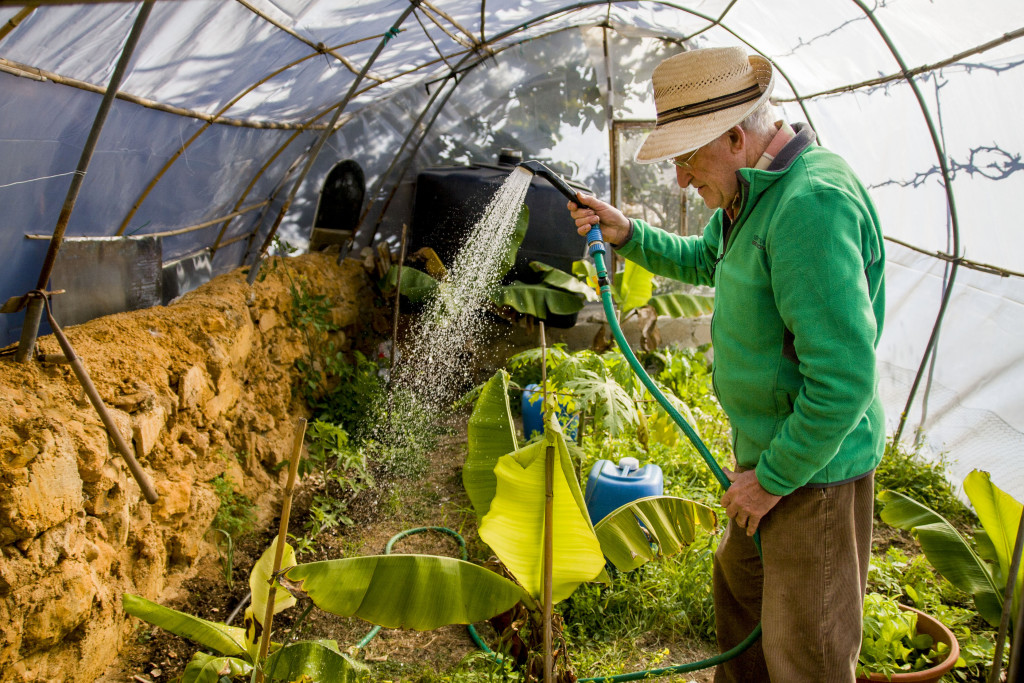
[676,166,693,188]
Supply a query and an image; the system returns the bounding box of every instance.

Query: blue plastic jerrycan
[584,457,664,525]
[521,383,578,440]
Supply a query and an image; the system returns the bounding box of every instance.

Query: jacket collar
[765,122,816,172]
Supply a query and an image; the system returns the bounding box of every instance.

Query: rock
[132,404,168,460]
[177,365,211,412]
[205,372,243,421]
[0,420,83,545]
[19,560,96,653]
[152,479,191,521]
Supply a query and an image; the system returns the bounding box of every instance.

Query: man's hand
[568,193,631,246]
[721,469,782,536]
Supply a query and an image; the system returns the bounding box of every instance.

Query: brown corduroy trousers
[712,473,874,683]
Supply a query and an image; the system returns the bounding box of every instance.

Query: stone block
[152,479,192,521]
[178,364,212,412]
[19,560,96,653]
[132,404,167,460]
[0,423,83,545]
[258,309,280,333]
[205,372,243,421]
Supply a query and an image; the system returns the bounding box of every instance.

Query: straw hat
[635,47,775,164]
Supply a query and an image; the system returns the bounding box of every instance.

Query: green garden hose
[570,226,763,680]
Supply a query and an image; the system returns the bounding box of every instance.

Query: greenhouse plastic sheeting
[0,0,1022,499]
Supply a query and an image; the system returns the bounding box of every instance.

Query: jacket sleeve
[615,217,720,287]
[754,188,880,495]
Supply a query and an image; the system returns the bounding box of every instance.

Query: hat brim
[634,55,775,165]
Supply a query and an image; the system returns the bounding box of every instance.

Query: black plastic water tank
[409,155,590,284]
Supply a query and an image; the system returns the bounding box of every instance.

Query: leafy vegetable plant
[857,593,951,679]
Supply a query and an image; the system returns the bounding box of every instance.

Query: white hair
[739,103,779,140]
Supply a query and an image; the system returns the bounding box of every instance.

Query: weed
[210,474,255,539]
[209,474,255,588]
[290,420,374,555]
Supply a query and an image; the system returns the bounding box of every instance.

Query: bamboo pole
[40,294,159,504]
[15,0,154,363]
[0,5,36,43]
[0,57,321,130]
[254,417,307,683]
[234,0,385,82]
[988,508,1024,683]
[540,321,554,683]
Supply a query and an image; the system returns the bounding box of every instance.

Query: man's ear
[727,125,746,153]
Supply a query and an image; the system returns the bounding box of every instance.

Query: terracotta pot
[856,604,960,683]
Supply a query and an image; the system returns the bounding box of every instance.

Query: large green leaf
[263,640,366,682]
[963,469,1024,618]
[649,292,715,318]
[563,368,637,436]
[182,652,252,683]
[465,370,519,518]
[250,538,297,626]
[478,417,606,603]
[528,261,598,301]
[878,489,1003,625]
[614,260,654,313]
[493,282,585,319]
[122,593,249,657]
[379,265,440,302]
[594,496,717,572]
[285,554,525,630]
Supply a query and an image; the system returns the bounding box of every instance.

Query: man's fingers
[744,514,759,536]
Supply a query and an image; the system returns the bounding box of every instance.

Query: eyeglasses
[670,146,702,170]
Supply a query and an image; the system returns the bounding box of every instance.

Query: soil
[99,411,718,683]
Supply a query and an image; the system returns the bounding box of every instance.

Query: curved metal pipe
[848,0,964,446]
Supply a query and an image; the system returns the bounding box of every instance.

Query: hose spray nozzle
[515,160,604,258]
[515,160,580,204]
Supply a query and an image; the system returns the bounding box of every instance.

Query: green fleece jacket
[618,126,886,495]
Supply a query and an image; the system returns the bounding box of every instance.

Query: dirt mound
[0,253,387,682]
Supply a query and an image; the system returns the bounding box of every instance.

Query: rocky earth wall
[0,253,386,682]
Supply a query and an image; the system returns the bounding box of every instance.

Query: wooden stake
[254,417,307,683]
[540,321,553,683]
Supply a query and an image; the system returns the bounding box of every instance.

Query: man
[568,47,886,682]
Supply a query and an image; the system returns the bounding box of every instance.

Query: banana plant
[572,258,714,329]
[464,370,716,580]
[123,539,365,683]
[878,469,1023,627]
